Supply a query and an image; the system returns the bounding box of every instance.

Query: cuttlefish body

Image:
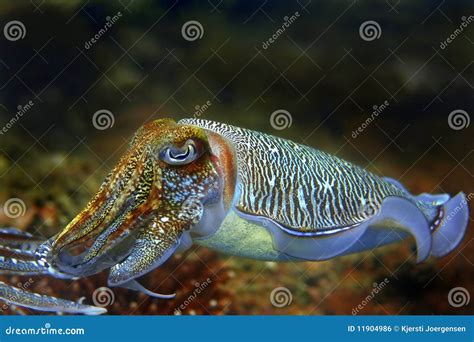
[0,118,469,314]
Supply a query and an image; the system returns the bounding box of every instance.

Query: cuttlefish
[0,118,469,314]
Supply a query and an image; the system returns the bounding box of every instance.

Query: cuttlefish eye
[160,139,201,165]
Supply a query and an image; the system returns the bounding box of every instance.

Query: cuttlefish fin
[107,216,190,299]
[429,192,469,257]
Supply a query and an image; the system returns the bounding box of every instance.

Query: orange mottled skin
[49,119,230,280]
[0,118,238,314]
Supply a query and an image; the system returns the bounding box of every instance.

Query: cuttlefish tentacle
[0,233,105,314]
[0,281,106,315]
[0,229,50,275]
[0,255,50,276]
[81,155,157,265]
[32,119,221,306]
[0,228,44,257]
[0,118,468,315]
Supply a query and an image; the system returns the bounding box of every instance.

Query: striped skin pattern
[180,119,423,234]
[0,119,466,315]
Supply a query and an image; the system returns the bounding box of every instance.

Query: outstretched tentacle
[0,229,99,314]
[118,280,176,299]
[0,228,45,257]
[0,281,106,315]
[0,227,34,236]
[0,255,50,275]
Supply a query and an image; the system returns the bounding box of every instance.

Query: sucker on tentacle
[0,118,469,314]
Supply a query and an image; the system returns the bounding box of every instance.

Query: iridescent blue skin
[0,118,469,314]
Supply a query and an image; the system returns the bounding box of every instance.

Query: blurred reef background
[0,0,472,315]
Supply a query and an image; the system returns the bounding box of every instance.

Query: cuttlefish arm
[0,227,44,257]
[0,281,106,315]
[0,119,222,313]
[108,203,203,298]
[0,230,106,315]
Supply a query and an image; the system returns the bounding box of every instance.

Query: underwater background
[0,0,472,315]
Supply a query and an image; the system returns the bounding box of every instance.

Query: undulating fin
[430,192,469,257]
[415,193,451,206]
[383,178,469,257]
[254,196,433,262]
[346,197,433,262]
[0,281,106,315]
[382,177,409,193]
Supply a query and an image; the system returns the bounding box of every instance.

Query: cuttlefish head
[38,119,235,287]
